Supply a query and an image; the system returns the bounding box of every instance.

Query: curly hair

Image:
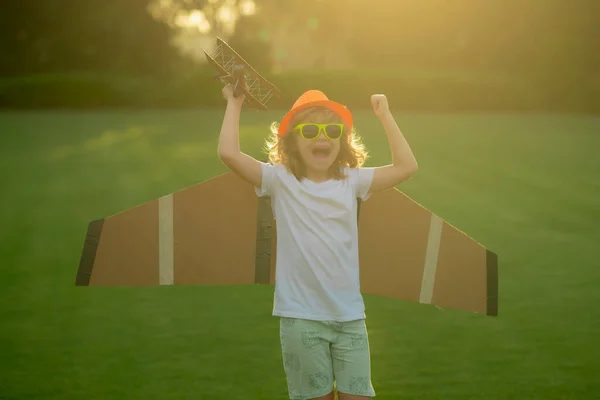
[264,107,368,180]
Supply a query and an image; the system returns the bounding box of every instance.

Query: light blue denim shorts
[279,317,376,399]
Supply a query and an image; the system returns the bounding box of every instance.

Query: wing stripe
[158,194,174,285]
[419,214,443,304]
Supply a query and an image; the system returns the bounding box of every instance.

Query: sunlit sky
[153,0,257,60]
[150,0,591,72]
[173,0,255,33]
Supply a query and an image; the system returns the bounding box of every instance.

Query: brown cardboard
[90,200,159,286]
[76,172,498,316]
[357,188,431,304]
[172,172,258,285]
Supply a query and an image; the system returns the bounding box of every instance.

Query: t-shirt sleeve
[254,162,280,197]
[347,167,375,201]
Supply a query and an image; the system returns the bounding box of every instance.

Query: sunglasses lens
[325,124,343,139]
[301,124,320,139]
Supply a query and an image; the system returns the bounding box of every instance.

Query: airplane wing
[75,172,498,316]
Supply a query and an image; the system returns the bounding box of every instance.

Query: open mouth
[311,147,332,159]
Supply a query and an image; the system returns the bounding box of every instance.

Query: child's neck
[305,169,332,183]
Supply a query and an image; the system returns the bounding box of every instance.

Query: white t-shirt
[255,162,375,322]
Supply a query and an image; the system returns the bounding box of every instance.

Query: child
[218,86,418,400]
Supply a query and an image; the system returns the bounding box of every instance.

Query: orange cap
[278,90,352,136]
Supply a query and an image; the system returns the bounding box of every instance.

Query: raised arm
[367,94,418,193]
[217,84,262,188]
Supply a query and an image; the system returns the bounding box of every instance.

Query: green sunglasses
[294,123,344,140]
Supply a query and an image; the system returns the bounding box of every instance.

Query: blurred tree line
[0,0,598,112]
[0,0,183,76]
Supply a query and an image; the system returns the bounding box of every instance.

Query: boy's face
[294,123,342,176]
[288,107,346,179]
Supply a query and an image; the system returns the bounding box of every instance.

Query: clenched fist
[222,83,246,108]
[371,94,390,118]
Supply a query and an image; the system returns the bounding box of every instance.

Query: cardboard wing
[76,172,498,316]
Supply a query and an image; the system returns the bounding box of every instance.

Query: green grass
[0,108,599,399]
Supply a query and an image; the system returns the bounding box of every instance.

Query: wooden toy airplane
[75,172,499,317]
[204,37,281,111]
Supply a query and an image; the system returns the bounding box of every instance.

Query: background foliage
[0,0,598,112]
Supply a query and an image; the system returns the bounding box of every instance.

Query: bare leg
[310,392,335,400]
[338,393,370,400]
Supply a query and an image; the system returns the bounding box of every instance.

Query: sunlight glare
[175,9,211,33]
[239,0,256,16]
[188,11,202,25]
[197,20,211,33]
[218,5,236,24]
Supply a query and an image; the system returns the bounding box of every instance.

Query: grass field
[1,108,599,399]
